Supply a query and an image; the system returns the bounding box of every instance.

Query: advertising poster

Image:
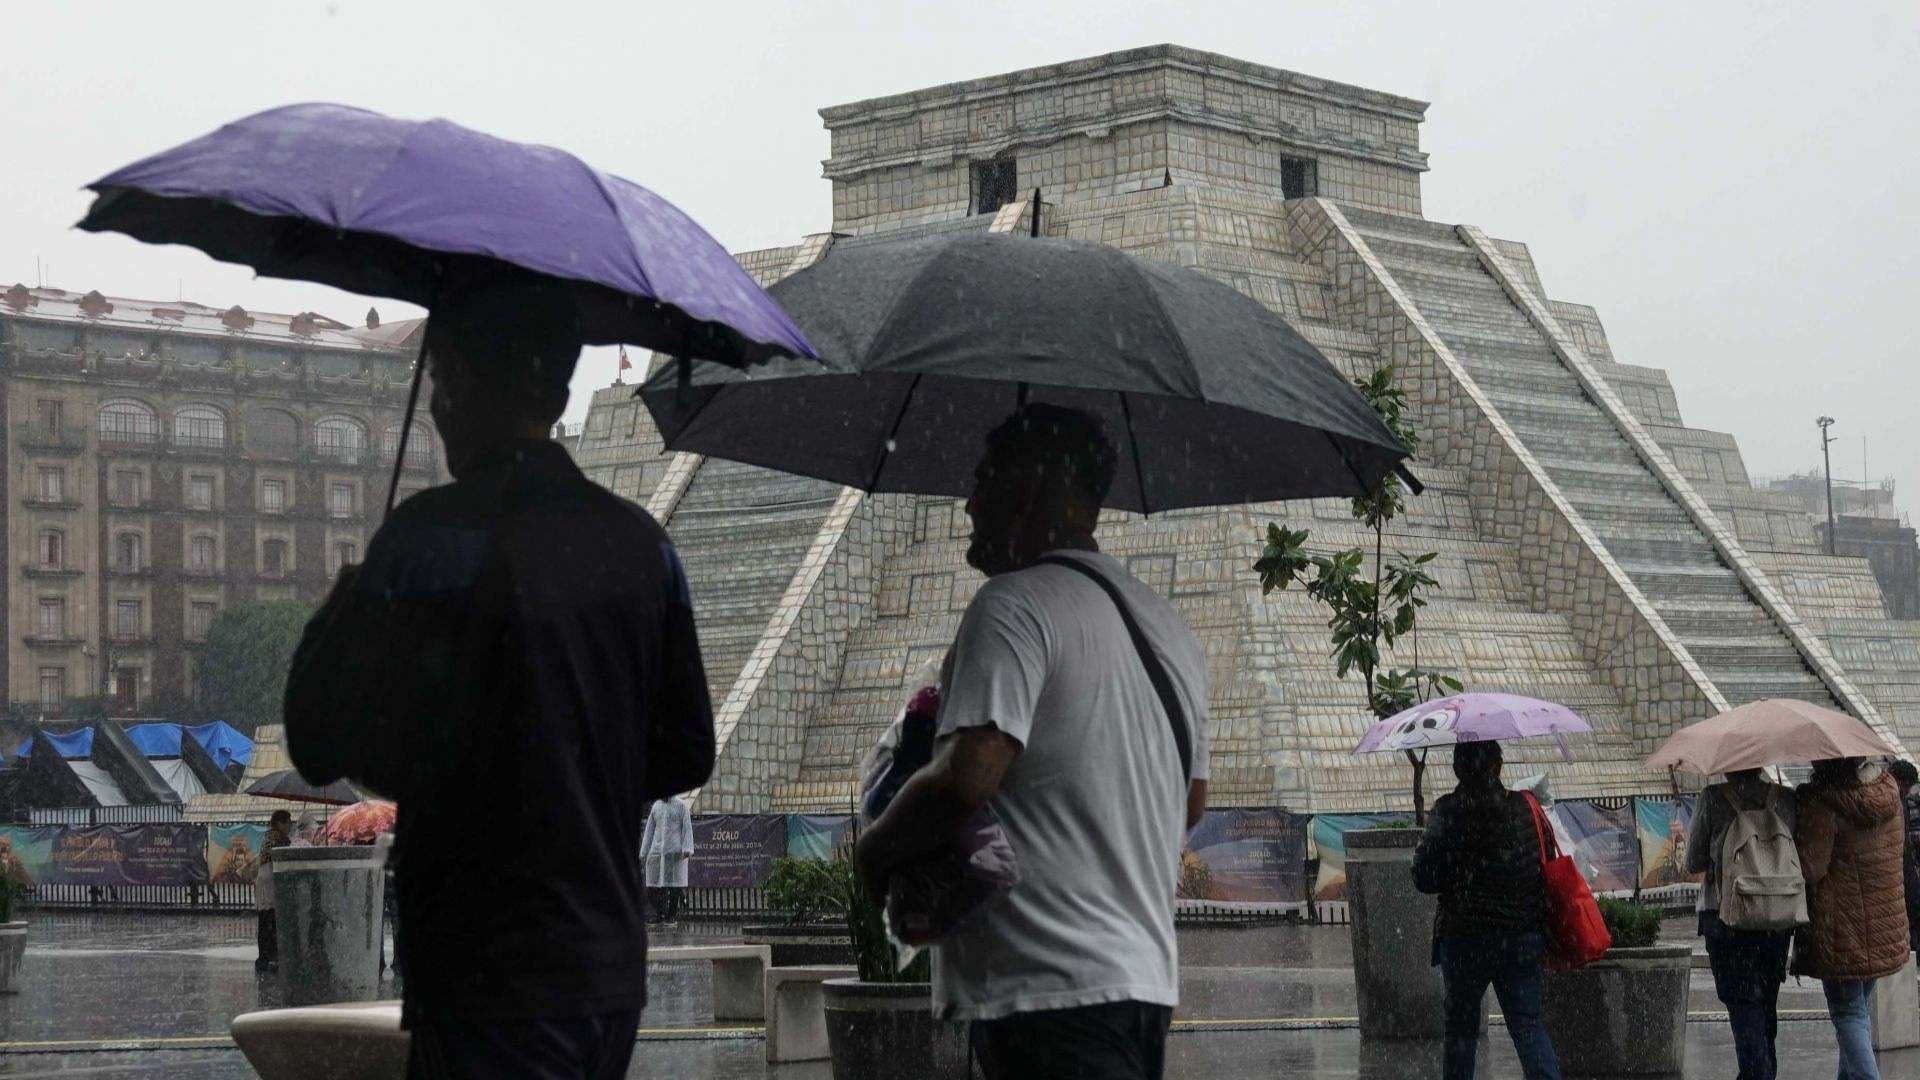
[1635,795,1700,890]
[1178,809,1309,903]
[0,826,57,888]
[0,825,209,887]
[1553,800,1639,894]
[785,814,855,863]
[688,815,785,889]
[1309,813,1413,901]
[207,824,270,886]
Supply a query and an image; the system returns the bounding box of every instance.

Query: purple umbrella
[75,103,818,504]
[1354,693,1592,755]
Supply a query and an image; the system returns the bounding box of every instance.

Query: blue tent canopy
[16,727,95,761]
[125,723,184,758]
[187,721,252,769]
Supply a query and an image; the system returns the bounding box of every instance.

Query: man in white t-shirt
[855,404,1208,1080]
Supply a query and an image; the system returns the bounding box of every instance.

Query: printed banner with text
[0,824,208,887]
[1179,808,1309,903]
[688,815,786,889]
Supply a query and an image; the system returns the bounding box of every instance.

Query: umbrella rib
[1118,391,1152,516]
[1324,431,1371,493]
[866,373,922,492]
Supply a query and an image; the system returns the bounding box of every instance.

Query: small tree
[1253,365,1461,823]
[194,599,316,734]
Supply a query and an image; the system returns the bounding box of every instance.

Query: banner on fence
[1634,795,1700,890]
[785,814,854,863]
[1179,809,1309,903]
[1553,800,1638,894]
[207,824,270,886]
[688,815,785,889]
[1310,813,1413,901]
[0,824,208,887]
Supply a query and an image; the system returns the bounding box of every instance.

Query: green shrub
[0,878,23,924]
[763,856,849,926]
[1596,897,1660,949]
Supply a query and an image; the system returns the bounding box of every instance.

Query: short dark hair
[1891,760,1919,788]
[269,810,292,826]
[1452,739,1503,782]
[426,274,583,417]
[983,403,1117,506]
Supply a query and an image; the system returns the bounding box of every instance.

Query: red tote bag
[1521,791,1612,971]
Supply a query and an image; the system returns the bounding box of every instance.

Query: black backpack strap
[1034,555,1193,781]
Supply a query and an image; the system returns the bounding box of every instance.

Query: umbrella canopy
[1355,693,1593,754]
[76,103,815,367]
[244,768,359,806]
[641,232,1413,513]
[1646,698,1898,776]
[325,800,397,844]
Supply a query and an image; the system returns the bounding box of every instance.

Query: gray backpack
[1716,786,1808,931]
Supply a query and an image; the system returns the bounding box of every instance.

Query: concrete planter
[1871,952,1920,1050]
[1544,945,1690,1075]
[743,924,854,967]
[0,921,24,993]
[821,979,968,1080]
[272,845,385,1007]
[1347,827,1457,1039]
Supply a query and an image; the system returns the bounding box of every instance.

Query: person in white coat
[640,796,694,924]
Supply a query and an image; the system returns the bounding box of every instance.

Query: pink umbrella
[1646,698,1897,775]
[1354,693,1592,754]
[324,800,397,844]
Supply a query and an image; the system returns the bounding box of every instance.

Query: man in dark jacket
[1891,759,1920,955]
[285,276,715,1079]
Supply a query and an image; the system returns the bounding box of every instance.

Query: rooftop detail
[0,285,420,353]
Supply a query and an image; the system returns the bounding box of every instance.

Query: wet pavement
[1,914,1918,1077]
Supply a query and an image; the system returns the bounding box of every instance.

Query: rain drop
[885,439,897,453]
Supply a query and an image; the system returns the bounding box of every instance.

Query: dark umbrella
[641,232,1413,513]
[76,103,817,506]
[244,768,359,806]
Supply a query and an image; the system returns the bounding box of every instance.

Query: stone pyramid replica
[569,46,1920,814]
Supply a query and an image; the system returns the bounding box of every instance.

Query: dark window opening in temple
[972,158,1018,216]
[1281,156,1317,199]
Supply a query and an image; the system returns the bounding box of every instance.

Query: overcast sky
[6,1,1916,510]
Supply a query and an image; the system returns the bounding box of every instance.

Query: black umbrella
[641,232,1413,513]
[244,769,360,806]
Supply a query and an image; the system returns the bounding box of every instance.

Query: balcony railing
[97,427,161,450]
[19,426,86,452]
[22,563,83,579]
[24,633,84,647]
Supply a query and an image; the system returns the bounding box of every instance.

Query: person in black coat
[1413,740,1562,1080]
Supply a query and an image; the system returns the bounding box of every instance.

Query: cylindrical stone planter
[0,921,24,993]
[821,979,968,1080]
[1348,827,1460,1039]
[272,845,385,1007]
[744,924,854,967]
[1544,945,1690,1075]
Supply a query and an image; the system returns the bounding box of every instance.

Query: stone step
[1597,537,1726,570]
[1614,561,1750,602]
[1339,205,1464,247]
[1359,235,1484,274]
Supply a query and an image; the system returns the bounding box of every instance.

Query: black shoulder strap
[1034,555,1193,781]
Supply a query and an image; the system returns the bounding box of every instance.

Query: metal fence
[27,805,185,825]
[26,882,254,912]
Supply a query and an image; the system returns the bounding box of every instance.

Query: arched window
[314,416,368,463]
[174,404,226,449]
[383,421,435,468]
[98,399,159,445]
[333,540,359,572]
[247,409,300,455]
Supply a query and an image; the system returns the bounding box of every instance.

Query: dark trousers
[1439,931,1562,1080]
[1700,911,1790,1080]
[406,1009,641,1080]
[648,887,682,921]
[255,909,278,969]
[970,1001,1172,1080]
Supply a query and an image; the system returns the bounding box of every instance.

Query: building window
[1280,156,1318,200]
[188,474,216,510]
[972,158,1018,216]
[262,539,288,577]
[35,400,63,434]
[38,529,63,569]
[112,470,141,506]
[333,541,358,572]
[188,601,218,641]
[174,404,226,449]
[113,666,139,710]
[115,532,143,571]
[98,399,160,445]
[329,483,355,518]
[260,479,286,514]
[37,467,64,502]
[36,598,65,639]
[114,598,143,638]
[38,667,63,707]
[383,422,434,466]
[314,416,368,463]
[247,408,301,455]
[188,535,216,573]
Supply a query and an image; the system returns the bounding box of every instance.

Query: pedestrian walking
[855,405,1209,1080]
[1413,740,1562,1080]
[1793,756,1910,1080]
[1685,769,1799,1080]
[1888,759,1920,956]
[255,810,292,975]
[285,276,716,1080]
[640,796,694,924]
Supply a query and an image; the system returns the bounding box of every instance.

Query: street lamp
[1817,416,1837,555]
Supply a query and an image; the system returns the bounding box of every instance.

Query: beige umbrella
[1646,698,1898,775]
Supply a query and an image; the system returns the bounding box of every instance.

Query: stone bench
[764,964,857,1063]
[648,944,772,1021]
[231,1000,407,1080]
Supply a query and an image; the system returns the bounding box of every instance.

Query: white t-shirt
[932,549,1209,1021]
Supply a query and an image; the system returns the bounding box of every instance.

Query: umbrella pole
[1118,391,1151,517]
[865,374,922,491]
